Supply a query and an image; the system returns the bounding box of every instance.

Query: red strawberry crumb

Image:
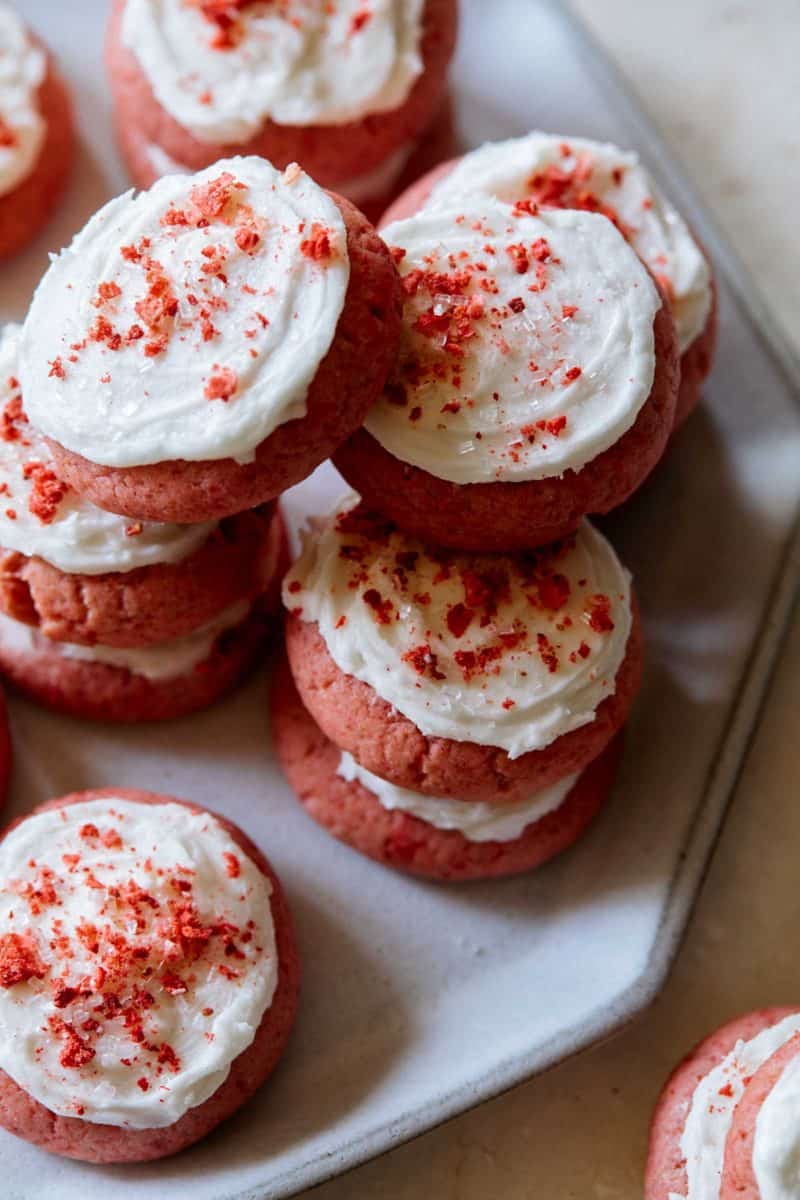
[0,933,46,988]
[204,366,238,402]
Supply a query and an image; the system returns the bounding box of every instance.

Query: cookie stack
[273,129,717,882]
[106,0,459,223]
[0,155,401,721]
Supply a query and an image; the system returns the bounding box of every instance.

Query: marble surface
[300,2,800,1197]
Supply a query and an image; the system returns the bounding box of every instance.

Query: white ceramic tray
[2,2,799,1198]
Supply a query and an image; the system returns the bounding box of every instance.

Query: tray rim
[246,2,800,1196]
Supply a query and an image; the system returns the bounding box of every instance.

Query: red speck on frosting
[0,933,46,988]
[300,224,334,262]
[204,366,238,402]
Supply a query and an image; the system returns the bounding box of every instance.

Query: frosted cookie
[19,157,401,523]
[272,654,623,881]
[0,5,74,259]
[282,497,642,804]
[334,198,679,551]
[0,595,273,722]
[0,789,299,1162]
[0,323,286,646]
[106,0,457,210]
[646,1007,800,1200]
[381,132,717,427]
[116,88,459,227]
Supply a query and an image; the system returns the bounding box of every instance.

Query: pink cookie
[271,655,623,881]
[645,1007,797,1200]
[0,598,276,723]
[334,295,677,552]
[43,189,402,524]
[106,0,457,190]
[381,150,717,429]
[0,41,74,261]
[0,788,300,1163]
[0,503,283,649]
[284,603,643,806]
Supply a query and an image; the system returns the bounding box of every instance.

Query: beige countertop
[302,2,800,1196]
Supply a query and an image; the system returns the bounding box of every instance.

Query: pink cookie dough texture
[0,51,74,261]
[284,601,643,806]
[106,0,458,188]
[272,655,624,881]
[0,789,300,1163]
[645,1007,797,1200]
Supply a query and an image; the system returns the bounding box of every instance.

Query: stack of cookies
[274,129,716,882]
[106,0,459,224]
[0,155,401,720]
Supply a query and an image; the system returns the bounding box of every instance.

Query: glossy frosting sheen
[674,1014,800,1200]
[337,751,579,841]
[121,0,425,143]
[368,200,659,484]
[20,157,349,467]
[0,798,277,1128]
[0,600,250,681]
[283,497,632,758]
[0,4,46,198]
[0,326,216,573]
[427,132,712,354]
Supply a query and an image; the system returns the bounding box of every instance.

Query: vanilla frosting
[20,157,350,467]
[283,496,632,759]
[368,200,660,484]
[753,1043,800,1200]
[426,132,712,355]
[0,325,216,573]
[673,1013,800,1200]
[0,599,250,681]
[0,797,278,1128]
[0,4,46,198]
[337,751,579,841]
[121,0,425,143]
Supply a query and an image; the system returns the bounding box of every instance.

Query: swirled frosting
[366,199,660,484]
[0,4,46,198]
[0,325,216,573]
[0,797,277,1128]
[283,496,632,759]
[426,132,712,354]
[20,157,350,467]
[121,0,425,143]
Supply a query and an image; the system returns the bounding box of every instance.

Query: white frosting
[20,157,350,467]
[368,200,660,484]
[121,0,425,143]
[143,137,415,204]
[0,4,46,198]
[426,133,712,354]
[283,496,632,759]
[0,600,250,681]
[675,1014,800,1200]
[0,797,277,1128]
[0,325,216,574]
[754,1045,800,1200]
[337,751,579,841]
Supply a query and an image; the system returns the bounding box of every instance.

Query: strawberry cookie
[282,497,642,804]
[19,157,401,523]
[0,788,299,1162]
[334,198,679,551]
[646,1007,800,1199]
[273,655,623,881]
[0,324,285,647]
[0,4,74,260]
[107,0,457,214]
[381,132,716,427]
